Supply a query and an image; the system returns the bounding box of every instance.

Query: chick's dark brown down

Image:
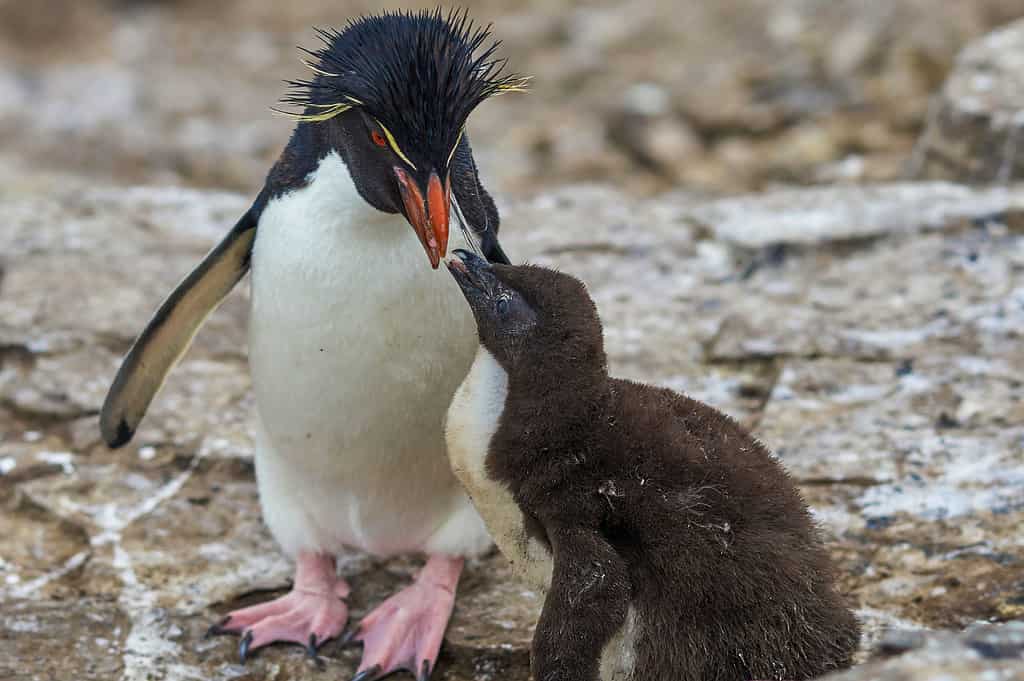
[447,250,860,681]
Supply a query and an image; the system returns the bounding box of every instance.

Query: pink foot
[211,552,350,662]
[350,555,463,681]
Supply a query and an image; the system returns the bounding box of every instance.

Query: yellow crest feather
[374,118,417,169]
[270,103,352,122]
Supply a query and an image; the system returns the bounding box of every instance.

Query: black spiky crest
[277,8,527,171]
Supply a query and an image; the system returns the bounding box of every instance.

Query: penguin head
[447,250,606,375]
[280,9,527,269]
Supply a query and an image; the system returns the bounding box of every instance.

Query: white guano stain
[55,454,205,680]
[35,451,75,474]
[4,551,90,600]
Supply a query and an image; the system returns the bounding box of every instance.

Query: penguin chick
[444,250,860,681]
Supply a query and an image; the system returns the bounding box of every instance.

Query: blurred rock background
[3,1,1024,680]
[0,0,1021,196]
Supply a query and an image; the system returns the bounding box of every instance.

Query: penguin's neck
[257,148,440,289]
[507,349,607,425]
[448,345,609,485]
[282,148,397,231]
[447,346,510,474]
[444,345,555,590]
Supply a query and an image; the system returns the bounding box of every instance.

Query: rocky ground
[3,170,1024,680]
[1,0,1024,197]
[3,2,1024,681]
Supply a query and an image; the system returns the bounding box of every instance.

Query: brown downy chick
[444,250,859,681]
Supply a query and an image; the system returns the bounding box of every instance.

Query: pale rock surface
[822,622,1024,680]
[6,3,1024,680]
[915,18,1024,183]
[2,162,1024,678]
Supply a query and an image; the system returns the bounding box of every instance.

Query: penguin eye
[371,130,388,147]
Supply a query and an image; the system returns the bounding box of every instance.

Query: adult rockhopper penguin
[99,10,525,680]
[444,251,861,681]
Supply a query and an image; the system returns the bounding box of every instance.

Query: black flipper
[531,527,631,681]
[99,194,266,448]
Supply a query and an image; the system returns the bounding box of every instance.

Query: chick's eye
[496,297,511,316]
[371,130,387,147]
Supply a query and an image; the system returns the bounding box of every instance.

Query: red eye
[371,130,387,147]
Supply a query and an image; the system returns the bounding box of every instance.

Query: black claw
[306,633,327,670]
[204,615,231,639]
[352,664,382,681]
[306,633,319,659]
[340,628,360,648]
[239,630,254,664]
[417,659,433,681]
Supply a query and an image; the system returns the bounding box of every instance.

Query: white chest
[245,151,483,555]
[446,347,509,474]
[446,348,553,591]
[248,151,477,459]
[250,151,462,331]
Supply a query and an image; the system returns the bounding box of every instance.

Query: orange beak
[394,167,450,269]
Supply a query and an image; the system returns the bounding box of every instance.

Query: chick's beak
[445,248,489,287]
[446,249,495,312]
[394,167,450,269]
